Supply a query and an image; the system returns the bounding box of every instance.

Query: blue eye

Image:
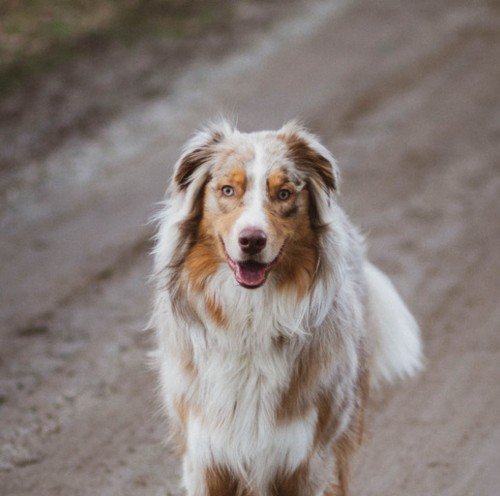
[278,189,291,200]
[222,185,234,196]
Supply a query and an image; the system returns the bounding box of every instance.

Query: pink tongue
[235,261,267,287]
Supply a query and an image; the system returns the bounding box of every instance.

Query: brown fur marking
[205,466,253,496]
[276,342,322,423]
[270,462,312,496]
[331,365,370,496]
[274,226,317,299]
[175,131,223,189]
[205,294,227,327]
[179,347,197,379]
[283,133,337,192]
[184,222,221,292]
[267,170,297,199]
[265,184,318,299]
[314,390,340,449]
[223,166,247,192]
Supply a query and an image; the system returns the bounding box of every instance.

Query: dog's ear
[173,121,232,192]
[161,121,233,284]
[279,121,339,227]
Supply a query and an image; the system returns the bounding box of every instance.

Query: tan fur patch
[205,465,253,496]
[179,347,197,380]
[174,397,189,427]
[260,170,319,299]
[213,165,247,214]
[270,196,318,299]
[182,178,239,328]
[270,462,311,495]
[184,217,221,292]
[171,396,204,457]
[223,166,247,192]
[274,233,317,299]
[276,342,322,423]
[210,203,246,241]
[205,294,227,327]
[331,366,370,496]
[313,390,339,449]
[324,486,344,496]
[267,170,296,199]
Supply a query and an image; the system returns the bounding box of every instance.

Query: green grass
[0,0,231,94]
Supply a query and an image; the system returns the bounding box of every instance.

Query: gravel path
[1,1,499,494]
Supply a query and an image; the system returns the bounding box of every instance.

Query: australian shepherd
[151,120,423,495]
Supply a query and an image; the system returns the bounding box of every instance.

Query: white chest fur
[175,270,318,485]
[187,342,316,473]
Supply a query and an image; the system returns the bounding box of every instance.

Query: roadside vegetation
[0,0,293,174]
[0,0,229,94]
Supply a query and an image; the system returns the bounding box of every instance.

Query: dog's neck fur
[189,264,312,342]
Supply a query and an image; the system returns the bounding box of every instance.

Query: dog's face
[204,135,309,289]
[173,122,338,292]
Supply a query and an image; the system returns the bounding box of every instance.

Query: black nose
[238,228,267,255]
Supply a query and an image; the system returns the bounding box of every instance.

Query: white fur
[162,264,317,492]
[365,262,423,387]
[151,120,423,495]
[229,140,270,261]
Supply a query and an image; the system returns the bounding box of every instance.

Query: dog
[151,120,423,495]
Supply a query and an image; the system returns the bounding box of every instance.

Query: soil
[0,0,499,495]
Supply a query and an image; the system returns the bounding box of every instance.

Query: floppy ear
[173,122,231,191]
[279,121,339,227]
[169,120,233,217]
[158,121,232,296]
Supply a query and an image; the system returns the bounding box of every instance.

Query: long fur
[151,120,423,495]
[365,262,423,388]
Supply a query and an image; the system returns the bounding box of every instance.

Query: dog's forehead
[214,132,295,178]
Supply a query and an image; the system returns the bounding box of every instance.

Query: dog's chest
[189,339,317,475]
[195,338,291,427]
[192,291,297,428]
[183,282,323,470]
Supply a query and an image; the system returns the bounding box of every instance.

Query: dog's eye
[278,189,291,201]
[221,185,234,197]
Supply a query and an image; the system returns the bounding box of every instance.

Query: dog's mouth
[222,241,283,289]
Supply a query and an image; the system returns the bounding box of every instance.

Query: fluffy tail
[364,262,424,388]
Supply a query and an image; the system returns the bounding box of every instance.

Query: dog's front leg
[269,463,322,496]
[181,426,245,496]
[183,456,242,496]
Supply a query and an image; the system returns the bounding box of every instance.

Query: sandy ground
[1,0,499,495]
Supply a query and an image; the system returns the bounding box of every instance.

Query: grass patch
[0,0,232,94]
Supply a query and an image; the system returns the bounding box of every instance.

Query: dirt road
[1,1,499,494]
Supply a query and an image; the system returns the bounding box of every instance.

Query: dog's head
[170,120,338,293]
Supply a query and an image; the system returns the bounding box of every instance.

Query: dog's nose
[239,228,267,255]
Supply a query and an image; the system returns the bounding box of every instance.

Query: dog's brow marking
[250,141,267,226]
[235,140,267,230]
